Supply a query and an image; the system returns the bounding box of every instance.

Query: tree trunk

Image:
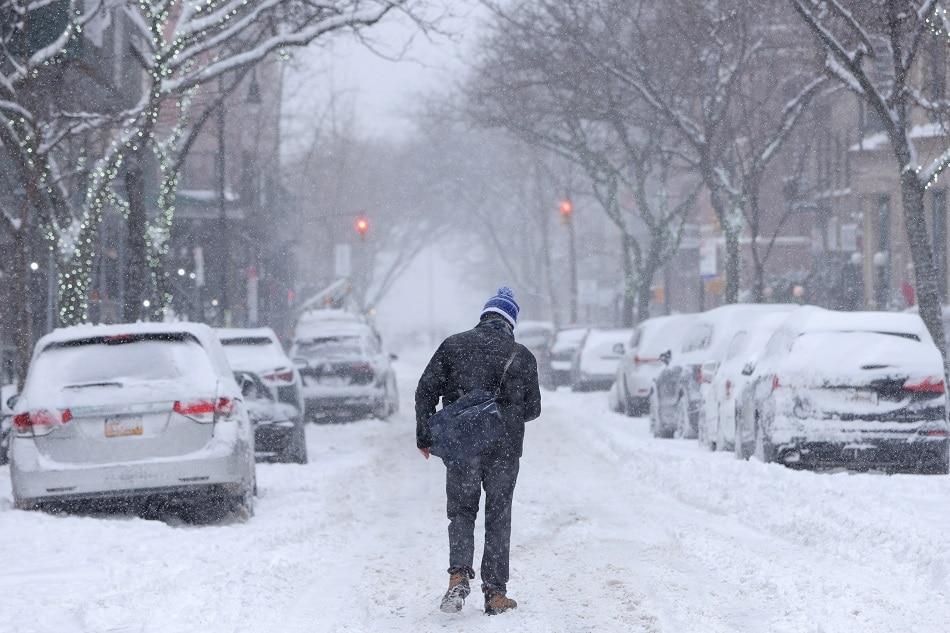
[900,171,948,374]
[123,150,149,323]
[724,228,741,304]
[12,228,33,390]
[620,233,637,327]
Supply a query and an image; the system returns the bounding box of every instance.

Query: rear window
[221,336,287,368]
[295,335,363,358]
[791,330,923,360]
[28,333,216,392]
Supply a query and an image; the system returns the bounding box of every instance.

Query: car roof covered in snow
[34,322,237,384]
[582,328,634,348]
[296,309,363,326]
[781,305,933,341]
[217,327,280,342]
[292,320,375,342]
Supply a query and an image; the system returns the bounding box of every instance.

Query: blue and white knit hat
[480,286,520,327]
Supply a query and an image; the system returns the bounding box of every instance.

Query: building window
[934,189,948,302]
[876,195,891,309]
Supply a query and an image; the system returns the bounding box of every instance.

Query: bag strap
[492,344,519,398]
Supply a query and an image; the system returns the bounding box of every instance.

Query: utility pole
[561,198,579,324]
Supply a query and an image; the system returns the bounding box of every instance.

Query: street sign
[193,246,205,288]
[699,238,717,279]
[335,244,352,278]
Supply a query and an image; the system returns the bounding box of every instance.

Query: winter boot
[439,569,472,613]
[484,590,517,615]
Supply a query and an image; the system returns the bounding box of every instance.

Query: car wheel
[675,395,695,440]
[916,441,949,474]
[233,478,256,518]
[650,390,671,438]
[284,424,308,464]
[753,414,775,464]
[698,407,714,451]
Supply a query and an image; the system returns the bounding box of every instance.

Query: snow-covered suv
[10,323,256,521]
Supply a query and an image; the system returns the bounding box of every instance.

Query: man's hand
[419,447,430,460]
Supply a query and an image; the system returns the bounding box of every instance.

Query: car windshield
[220,337,288,369]
[296,336,363,358]
[27,334,215,393]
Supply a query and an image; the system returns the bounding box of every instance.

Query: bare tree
[790,0,950,368]
[557,0,825,305]
[467,0,699,324]
[0,0,420,378]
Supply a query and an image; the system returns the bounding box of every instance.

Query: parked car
[0,384,13,465]
[515,320,554,384]
[545,327,589,389]
[615,314,697,417]
[290,321,398,421]
[699,311,793,451]
[217,328,307,464]
[736,307,949,473]
[650,304,797,439]
[9,323,256,521]
[570,328,633,391]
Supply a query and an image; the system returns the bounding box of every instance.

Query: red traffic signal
[356,217,369,239]
[560,199,573,225]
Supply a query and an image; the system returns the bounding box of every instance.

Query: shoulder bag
[427,345,519,463]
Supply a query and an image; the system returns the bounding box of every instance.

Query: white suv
[10,323,256,522]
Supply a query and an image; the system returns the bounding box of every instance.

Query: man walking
[416,286,542,615]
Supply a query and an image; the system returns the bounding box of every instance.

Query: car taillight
[772,376,781,391]
[694,366,703,384]
[725,379,733,398]
[13,409,72,436]
[634,356,661,365]
[903,378,945,393]
[174,398,234,422]
[262,370,294,384]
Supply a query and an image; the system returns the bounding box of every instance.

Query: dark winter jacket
[416,317,542,458]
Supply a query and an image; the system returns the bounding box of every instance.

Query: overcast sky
[283,4,485,142]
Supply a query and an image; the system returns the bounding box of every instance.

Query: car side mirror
[741,361,755,376]
[659,350,672,366]
[235,372,255,398]
[6,394,18,410]
[292,357,309,369]
[389,353,398,361]
[701,360,719,383]
[612,343,625,355]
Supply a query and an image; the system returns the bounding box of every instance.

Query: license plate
[320,376,347,387]
[105,417,143,437]
[848,390,878,405]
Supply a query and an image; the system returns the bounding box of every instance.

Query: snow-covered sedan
[570,328,633,391]
[736,307,949,473]
[217,327,307,464]
[699,311,793,451]
[545,327,589,389]
[290,321,398,421]
[615,314,696,416]
[651,303,797,439]
[10,323,256,520]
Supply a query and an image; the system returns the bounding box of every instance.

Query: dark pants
[446,448,520,594]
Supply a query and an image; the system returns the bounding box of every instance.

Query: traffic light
[356,217,369,240]
[560,199,573,225]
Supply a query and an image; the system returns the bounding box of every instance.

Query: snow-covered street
[3,347,950,633]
